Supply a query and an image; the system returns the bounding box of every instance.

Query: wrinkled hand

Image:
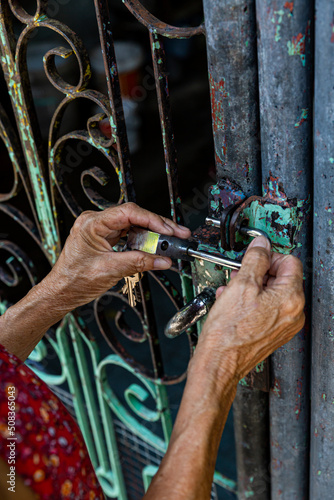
[197,237,305,381]
[45,203,190,311]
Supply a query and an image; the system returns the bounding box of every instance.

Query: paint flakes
[287,33,306,64]
[209,75,229,160]
[294,108,308,128]
[262,172,289,206]
[284,2,294,14]
[271,10,285,42]
[287,21,311,66]
[271,378,282,398]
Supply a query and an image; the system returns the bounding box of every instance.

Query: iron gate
[0,0,333,499]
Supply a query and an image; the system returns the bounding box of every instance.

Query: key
[122,273,143,307]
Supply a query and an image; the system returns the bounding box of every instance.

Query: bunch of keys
[121,273,143,307]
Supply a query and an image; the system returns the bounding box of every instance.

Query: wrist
[39,269,74,318]
[192,331,240,382]
[0,273,70,361]
[187,336,239,412]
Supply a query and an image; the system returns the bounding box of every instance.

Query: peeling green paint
[0,19,60,264]
[240,197,310,254]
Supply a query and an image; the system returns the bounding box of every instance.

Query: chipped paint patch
[271,10,285,42]
[242,199,308,253]
[272,378,282,398]
[209,180,246,218]
[209,75,229,160]
[284,2,294,15]
[287,21,311,66]
[294,108,308,128]
[208,177,309,254]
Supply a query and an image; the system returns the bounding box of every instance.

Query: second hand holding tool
[126,227,242,270]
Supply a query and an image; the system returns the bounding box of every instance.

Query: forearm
[0,273,71,361]
[144,340,238,500]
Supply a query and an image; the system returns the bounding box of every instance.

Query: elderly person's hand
[194,236,305,382]
[0,203,190,360]
[144,236,305,500]
[47,202,190,311]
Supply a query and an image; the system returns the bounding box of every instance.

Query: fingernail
[248,236,271,251]
[216,286,225,299]
[177,224,189,232]
[154,258,171,270]
[163,222,174,234]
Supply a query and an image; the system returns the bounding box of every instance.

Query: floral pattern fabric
[0,343,104,499]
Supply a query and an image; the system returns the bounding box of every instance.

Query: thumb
[237,236,271,288]
[106,250,172,278]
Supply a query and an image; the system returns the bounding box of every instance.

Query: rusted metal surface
[203,0,261,196]
[233,387,270,499]
[121,0,204,223]
[94,0,135,202]
[202,1,270,498]
[310,0,334,496]
[149,31,181,222]
[211,193,306,254]
[256,1,313,498]
[122,0,204,39]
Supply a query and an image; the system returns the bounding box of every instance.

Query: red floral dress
[0,344,105,499]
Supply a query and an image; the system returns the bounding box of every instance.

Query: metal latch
[205,196,272,252]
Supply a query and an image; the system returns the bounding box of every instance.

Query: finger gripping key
[127,227,198,261]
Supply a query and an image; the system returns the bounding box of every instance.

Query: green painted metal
[0,1,244,499]
[0,3,60,264]
[0,2,237,499]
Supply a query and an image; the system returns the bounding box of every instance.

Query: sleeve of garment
[0,343,105,499]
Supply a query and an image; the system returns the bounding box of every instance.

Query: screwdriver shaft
[187,248,242,270]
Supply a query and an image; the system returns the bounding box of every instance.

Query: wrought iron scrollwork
[0,1,236,498]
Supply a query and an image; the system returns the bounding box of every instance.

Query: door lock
[164,287,216,338]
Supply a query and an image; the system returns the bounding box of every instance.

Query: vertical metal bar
[94,0,136,202]
[149,32,182,223]
[310,1,334,496]
[233,387,270,498]
[203,2,270,498]
[203,0,261,195]
[256,2,313,498]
